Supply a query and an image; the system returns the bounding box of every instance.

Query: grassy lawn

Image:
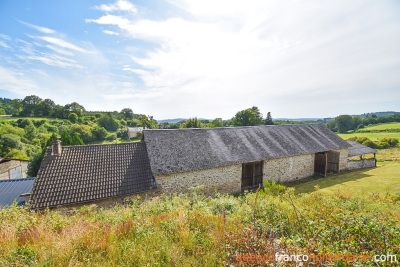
[291,161,400,197]
[338,132,400,141]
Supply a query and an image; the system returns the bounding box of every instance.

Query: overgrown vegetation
[0,166,399,266]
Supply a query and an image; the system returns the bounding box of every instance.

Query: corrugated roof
[144,123,350,176]
[0,178,35,207]
[30,142,156,209]
[347,140,377,157]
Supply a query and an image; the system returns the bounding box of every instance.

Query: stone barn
[143,124,351,194]
[29,123,376,209]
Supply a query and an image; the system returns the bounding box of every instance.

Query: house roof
[0,178,35,207]
[346,140,377,157]
[30,142,156,210]
[143,123,351,176]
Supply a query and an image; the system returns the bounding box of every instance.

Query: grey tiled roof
[347,140,377,157]
[30,142,156,209]
[0,178,35,207]
[144,123,351,175]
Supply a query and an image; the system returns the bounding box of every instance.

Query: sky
[0,0,399,120]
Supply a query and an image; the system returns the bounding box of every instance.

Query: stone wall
[263,153,315,183]
[333,148,349,171]
[0,160,28,180]
[156,164,242,195]
[347,159,376,170]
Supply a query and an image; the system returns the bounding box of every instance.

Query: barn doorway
[241,161,263,190]
[314,151,340,177]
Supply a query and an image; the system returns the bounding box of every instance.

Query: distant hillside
[359,111,399,118]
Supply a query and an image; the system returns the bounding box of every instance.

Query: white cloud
[103,30,120,36]
[19,20,56,34]
[95,0,137,13]
[86,0,400,119]
[0,66,39,96]
[37,36,89,53]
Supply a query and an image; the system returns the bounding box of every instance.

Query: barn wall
[263,154,315,183]
[156,164,242,194]
[347,159,376,170]
[0,160,28,180]
[333,148,349,171]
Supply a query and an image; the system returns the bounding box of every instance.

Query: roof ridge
[50,141,143,149]
[144,123,323,131]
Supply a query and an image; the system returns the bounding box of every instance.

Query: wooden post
[324,152,328,177]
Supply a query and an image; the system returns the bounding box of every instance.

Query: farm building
[143,124,351,194]
[0,177,35,207]
[0,158,29,180]
[29,123,375,209]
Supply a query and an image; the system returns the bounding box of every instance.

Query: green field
[338,122,400,141]
[358,122,400,131]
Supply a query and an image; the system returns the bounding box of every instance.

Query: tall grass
[1,183,399,266]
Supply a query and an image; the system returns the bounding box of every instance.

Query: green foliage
[98,113,119,131]
[105,132,117,141]
[71,133,84,145]
[121,108,134,120]
[60,129,73,145]
[350,136,399,149]
[262,180,287,195]
[211,118,224,127]
[264,112,274,125]
[0,134,23,155]
[91,126,108,141]
[27,152,44,177]
[0,108,5,115]
[24,124,38,140]
[182,117,203,128]
[70,124,93,143]
[232,106,263,126]
[68,112,78,123]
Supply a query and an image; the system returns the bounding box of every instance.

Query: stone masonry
[263,153,315,183]
[156,164,242,194]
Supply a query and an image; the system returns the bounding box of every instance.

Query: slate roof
[0,178,35,207]
[30,142,156,210]
[144,123,351,176]
[346,140,377,157]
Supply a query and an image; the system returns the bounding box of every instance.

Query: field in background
[338,122,400,141]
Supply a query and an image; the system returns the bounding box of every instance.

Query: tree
[121,108,134,120]
[27,133,57,177]
[98,113,119,131]
[232,106,263,126]
[68,112,78,123]
[91,126,108,141]
[0,134,23,155]
[11,99,23,116]
[212,118,224,127]
[265,112,274,125]
[0,108,5,115]
[63,102,85,118]
[71,133,84,145]
[70,124,93,143]
[21,95,42,116]
[24,124,38,140]
[61,129,73,145]
[335,115,353,133]
[37,99,56,117]
[181,117,203,128]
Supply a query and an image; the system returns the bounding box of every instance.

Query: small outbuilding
[0,177,35,207]
[0,158,29,180]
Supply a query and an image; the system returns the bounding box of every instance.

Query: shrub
[106,133,117,141]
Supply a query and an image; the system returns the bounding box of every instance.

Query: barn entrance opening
[241,161,263,190]
[315,151,340,177]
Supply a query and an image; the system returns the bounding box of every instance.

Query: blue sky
[0,0,399,120]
